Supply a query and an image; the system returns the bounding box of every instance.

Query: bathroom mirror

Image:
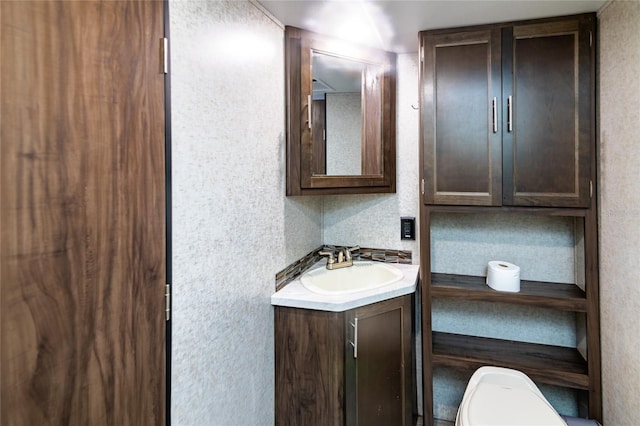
[285,26,397,195]
[313,52,365,176]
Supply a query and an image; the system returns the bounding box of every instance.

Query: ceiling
[257,0,606,53]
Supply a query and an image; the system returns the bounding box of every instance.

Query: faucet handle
[345,245,360,261]
[319,250,335,264]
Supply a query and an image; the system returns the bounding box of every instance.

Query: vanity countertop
[271,261,419,312]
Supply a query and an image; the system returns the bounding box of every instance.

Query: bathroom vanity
[272,262,419,426]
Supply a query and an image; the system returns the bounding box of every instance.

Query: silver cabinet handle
[507,95,513,132]
[348,318,358,358]
[307,94,312,129]
[492,97,497,133]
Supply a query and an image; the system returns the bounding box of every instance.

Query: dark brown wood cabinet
[419,13,600,426]
[275,295,413,426]
[285,26,397,196]
[421,14,595,208]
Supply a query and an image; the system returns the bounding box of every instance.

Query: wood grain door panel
[357,308,403,425]
[502,16,594,207]
[422,29,502,206]
[274,307,345,426]
[1,1,166,424]
[352,296,412,426]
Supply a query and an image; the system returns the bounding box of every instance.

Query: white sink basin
[300,261,404,295]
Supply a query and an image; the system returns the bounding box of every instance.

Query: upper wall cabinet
[420,14,595,207]
[285,26,397,196]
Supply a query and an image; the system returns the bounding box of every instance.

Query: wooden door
[421,29,502,206]
[502,15,595,207]
[346,295,413,426]
[1,1,166,424]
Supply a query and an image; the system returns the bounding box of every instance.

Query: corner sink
[300,261,404,295]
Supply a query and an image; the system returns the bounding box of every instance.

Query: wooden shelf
[432,332,589,390]
[431,273,587,312]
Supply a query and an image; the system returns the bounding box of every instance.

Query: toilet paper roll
[486,261,521,292]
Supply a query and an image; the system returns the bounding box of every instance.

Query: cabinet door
[275,307,345,426]
[502,16,594,207]
[421,29,502,206]
[345,295,413,426]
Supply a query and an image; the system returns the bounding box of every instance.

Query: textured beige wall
[323,53,421,260]
[598,1,640,424]
[169,1,321,423]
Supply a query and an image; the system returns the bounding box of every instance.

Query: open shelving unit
[420,205,601,424]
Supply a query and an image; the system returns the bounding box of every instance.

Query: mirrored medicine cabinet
[285,26,397,196]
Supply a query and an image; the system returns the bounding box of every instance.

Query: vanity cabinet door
[274,307,345,426]
[421,29,503,206]
[345,295,413,426]
[502,15,594,207]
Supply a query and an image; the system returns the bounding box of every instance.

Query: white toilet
[455,366,567,426]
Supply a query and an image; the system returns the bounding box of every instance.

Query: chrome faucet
[319,246,360,270]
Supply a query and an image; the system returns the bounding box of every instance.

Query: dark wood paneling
[502,16,594,207]
[285,32,303,195]
[424,204,588,217]
[275,307,345,426]
[1,1,166,425]
[361,66,382,175]
[584,207,602,420]
[357,308,403,424]
[514,34,576,193]
[418,203,434,424]
[435,43,490,193]
[299,30,315,190]
[422,29,502,206]
[353,296,412,426]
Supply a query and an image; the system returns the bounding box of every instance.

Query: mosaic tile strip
[356,247,412,264]
[275,245,412,291]
[275,247,325,291]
